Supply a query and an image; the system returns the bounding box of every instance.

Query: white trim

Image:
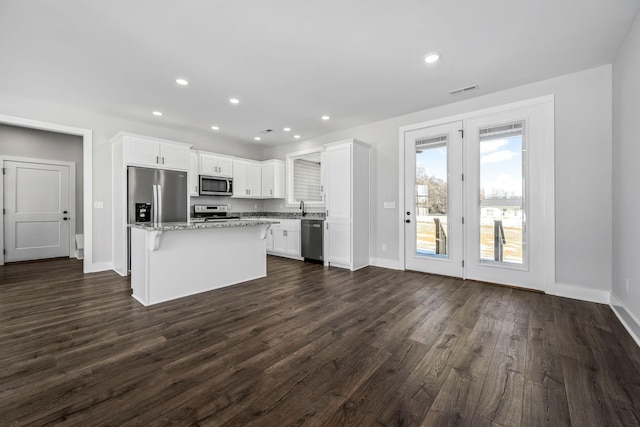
[548,282,611,304]
[0,113,94,273]
[84,261,113,273]
[610,293,640,349]
[398,95,555,287]
[0,156,76,261]
[369,257,403,270]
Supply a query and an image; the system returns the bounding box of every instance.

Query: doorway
[402,97,555,291]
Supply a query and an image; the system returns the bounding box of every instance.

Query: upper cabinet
[262,159,284,199]
[232,159,262,198]
[200,153,233,177]
[189,152,199,196]
[118,133,191,171]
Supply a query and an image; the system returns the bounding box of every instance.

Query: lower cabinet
[326,219,351,267]
[265,219,302,260]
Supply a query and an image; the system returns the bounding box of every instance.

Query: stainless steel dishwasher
[301,219,324,262]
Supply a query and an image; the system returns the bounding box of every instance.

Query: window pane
[293,158,322,202]
[479,122,524,265]
[415,136,448,259]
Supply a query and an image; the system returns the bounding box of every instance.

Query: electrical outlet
[254,203,258,210]
[383,201,395,209]
[626,278,630,293]
[382,243,387,251]
[94,201,103,209]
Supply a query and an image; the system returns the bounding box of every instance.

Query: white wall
[613,12,640,322]
[264,65,613,295]
[0,124,84,232]
[0,93,264,265]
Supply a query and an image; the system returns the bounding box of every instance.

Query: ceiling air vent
[449,84,479,95]
[260,129,274,134]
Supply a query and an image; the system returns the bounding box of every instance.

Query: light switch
[383,201,395,209]
[94,201,104,209]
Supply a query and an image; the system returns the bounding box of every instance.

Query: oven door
[199,176,232,195]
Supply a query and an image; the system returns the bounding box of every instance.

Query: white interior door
[404,121,463,277]
[463,105,547,290]
[4,160,70,262]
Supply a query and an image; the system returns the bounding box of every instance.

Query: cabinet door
[285,228,300,257]
[266,227,274,252]
[200,155,217,175]
[262,163,274,197]
[273,228,287,253]
[232,161,247,197]
[326,145,351,220]
[123,138,160,167]
[327,220,351,266]
[189,152,199,196]
[246,162,262,197]
[217,157,234,177]
[160,144,190,170]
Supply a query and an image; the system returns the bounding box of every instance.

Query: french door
[404,101,552,291]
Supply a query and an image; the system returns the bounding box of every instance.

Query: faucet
[299,200,306,216]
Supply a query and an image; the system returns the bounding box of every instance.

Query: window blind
[293,159,322,202]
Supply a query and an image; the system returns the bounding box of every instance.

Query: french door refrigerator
[127,166,188,269]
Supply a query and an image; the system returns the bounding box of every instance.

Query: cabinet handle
[284,230,287,237]
[162,157,165,165]
[156,156,159,164]
[270,189,272,195]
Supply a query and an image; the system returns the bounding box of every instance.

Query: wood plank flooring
[1,256,639,426]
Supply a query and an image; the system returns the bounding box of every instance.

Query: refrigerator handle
[158,185,163,223]
[152,184,158,224]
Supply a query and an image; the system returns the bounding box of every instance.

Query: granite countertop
[239,212,326,220]
[129,219,279,232]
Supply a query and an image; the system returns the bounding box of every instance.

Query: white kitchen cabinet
[189,152,199,196]
[233,160,261,198]
[266,219,301,260]
[324,139,370,271]
[261,160,284,199]
[199,153,233,177]
[122,135,190,170]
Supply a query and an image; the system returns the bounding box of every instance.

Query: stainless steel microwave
[199,175,233,196]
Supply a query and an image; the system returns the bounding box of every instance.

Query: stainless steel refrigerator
[127,166,188,224]
[127,166,188,270]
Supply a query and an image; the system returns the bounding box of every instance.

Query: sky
[416,135,523,198]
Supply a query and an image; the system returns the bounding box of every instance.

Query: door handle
[63,210,68,214]
[405,219,411,223]
[63,217,68,221]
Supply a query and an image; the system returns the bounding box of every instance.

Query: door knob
[405,219,411,223]
[63,217,68,221]
[63,210,68,214]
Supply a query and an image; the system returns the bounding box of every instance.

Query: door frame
[398,95,555,293]
[1,157,76,262]
[0,114,96,272]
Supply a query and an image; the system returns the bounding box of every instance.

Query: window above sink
[286,148,325,208]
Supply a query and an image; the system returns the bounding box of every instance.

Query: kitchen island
[129,219,277,306]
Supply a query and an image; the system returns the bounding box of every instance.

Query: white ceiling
[1,0,638,147]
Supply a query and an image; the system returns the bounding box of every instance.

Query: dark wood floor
[1,257,639,426]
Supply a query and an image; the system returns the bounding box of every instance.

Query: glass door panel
[478,121,525,266]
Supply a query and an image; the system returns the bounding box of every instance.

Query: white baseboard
[369,257,403,270]
[547,282,610,304]
[610,293,640,349]
[84,261,113,273]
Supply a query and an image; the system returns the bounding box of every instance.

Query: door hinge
[462,173,464,181]
[2,208,5,215]
[462,260,465,267]
[462,217,464,224]
[459,129,464,138]
[2,168,5,175]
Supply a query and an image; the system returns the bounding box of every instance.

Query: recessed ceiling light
[283,127,291,132]
[152,111,163,116]
[176,78,189,86]
[294,135,301,139]
[321,115,330,121]
[211,126,219,130]
[424,52,440,63]
[254,137,261,141]
[229,98,240,104]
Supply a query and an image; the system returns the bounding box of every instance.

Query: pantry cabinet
[324,139,370,271]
